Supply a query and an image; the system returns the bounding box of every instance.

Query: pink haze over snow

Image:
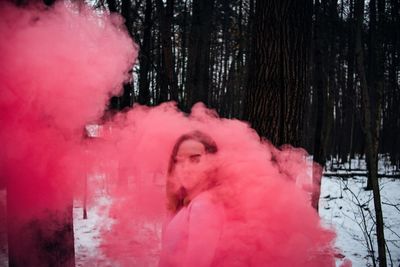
[0,2,349,266]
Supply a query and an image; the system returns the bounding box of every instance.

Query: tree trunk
[185,0,215,110]
[105,0,135,109]
[156,0,179,102]
[312,0,335,211]
[178,0,189,107]
[346,0,356,159]
[7,183,75,267]
[118,0,134,109]
[313,0,333,164]
[354,0,387,266]
[243,0,313,147]
[388,0,400,168]
[138,0,152,105]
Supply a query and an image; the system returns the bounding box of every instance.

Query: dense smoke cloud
[0,2,137,264]
[92,103,341,266]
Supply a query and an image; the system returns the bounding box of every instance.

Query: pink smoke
[0,1,137,264]
[0,2,347,266]
[0,0,136,213]
[89,103,342,266]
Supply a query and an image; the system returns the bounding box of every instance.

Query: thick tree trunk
[7,183,75,267]
[243,0,312,147]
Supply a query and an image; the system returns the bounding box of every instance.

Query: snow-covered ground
[320,156,400,267]
[320,176,400,267]
[0,158,399,267]
[74,196,115,267]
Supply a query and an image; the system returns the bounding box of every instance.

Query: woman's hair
[166,130,218,213]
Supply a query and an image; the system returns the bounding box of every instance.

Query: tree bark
[185,0,216,110]
[138,0,152,105]
[313,0,336,164]
[243,0,313,147]
[345,0,356,160]
[119,0,135,109]
[312,0,335,211]
[388,0,400,169]
[354,0,387,266]
[156,0,179,102]
[105,0,135,110]
[7,183,75,267]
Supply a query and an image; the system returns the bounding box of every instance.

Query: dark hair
[166,130,218,212]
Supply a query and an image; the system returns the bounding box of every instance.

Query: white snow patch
[320,176,400,267]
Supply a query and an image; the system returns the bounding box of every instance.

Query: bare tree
[185,0,216,110]
[156,0,179,102]
[138,0,152,105]
[354,0,387,265]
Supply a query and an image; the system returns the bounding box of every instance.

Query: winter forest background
[65,0,400,171]
[98,0,400,166]
[1,0,400,266]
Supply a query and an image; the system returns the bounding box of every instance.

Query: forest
[92,0,400,171]
[2,0,400,266]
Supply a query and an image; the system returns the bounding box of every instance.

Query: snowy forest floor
[0,159,399,267]
[320,176,400,266]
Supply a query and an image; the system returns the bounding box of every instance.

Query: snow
[73,195,115,267]
[319,156,400,267]
[1,158,399,267]
[320,176,400,267]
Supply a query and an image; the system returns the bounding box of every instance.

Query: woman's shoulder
[190,191,216,207]
[189,191,225,219]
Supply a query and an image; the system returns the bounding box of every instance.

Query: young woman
[159,130,224,267]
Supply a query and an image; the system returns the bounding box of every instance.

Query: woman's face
[173,139,210,191]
